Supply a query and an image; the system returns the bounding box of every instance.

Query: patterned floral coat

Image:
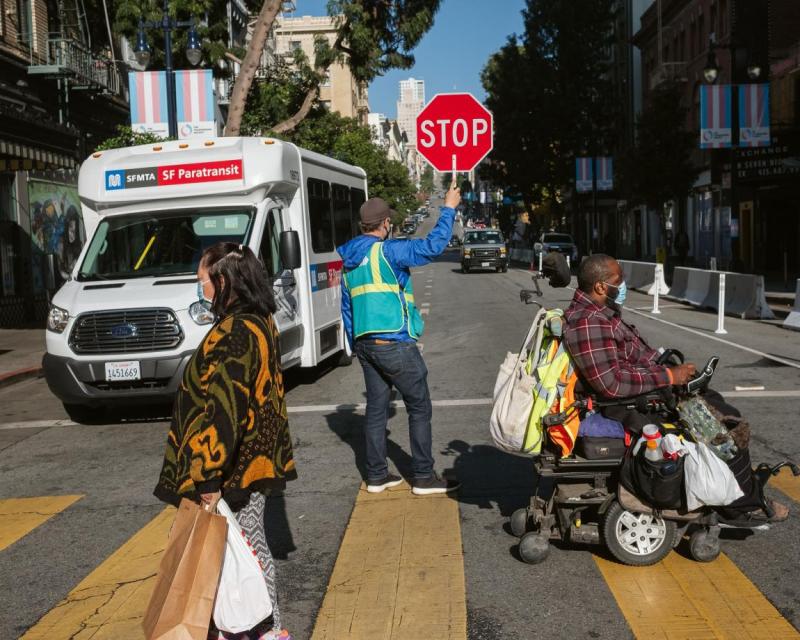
[155,311,297,508]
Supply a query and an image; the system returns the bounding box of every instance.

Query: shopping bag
[684,442,744,511]
[213,498,273,633]
[143,499,228,640]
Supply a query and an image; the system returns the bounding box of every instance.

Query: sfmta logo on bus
[104,159,244,191]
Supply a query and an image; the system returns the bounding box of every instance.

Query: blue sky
[294,0,528,116]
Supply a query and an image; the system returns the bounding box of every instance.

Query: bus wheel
[337,349,354,367]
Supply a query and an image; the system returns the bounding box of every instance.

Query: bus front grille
[69,308,184,355]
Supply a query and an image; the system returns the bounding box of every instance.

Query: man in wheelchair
[562,254,789,523]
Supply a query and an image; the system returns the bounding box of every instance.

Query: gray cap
[360,197,396,225]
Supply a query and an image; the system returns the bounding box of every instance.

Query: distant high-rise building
[397,77,426,147]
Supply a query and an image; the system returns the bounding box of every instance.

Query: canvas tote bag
[490,308,545,453]
[143,499,228,640]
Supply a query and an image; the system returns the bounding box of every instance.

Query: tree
[420,165,434,195]
[226,0,443,136]
[94,125,168,151]
[481,0,617,210]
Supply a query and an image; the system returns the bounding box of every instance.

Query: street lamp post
[134,0,203,138]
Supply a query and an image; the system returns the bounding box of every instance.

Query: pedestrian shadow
[440,439,536,517]
[324,404,415,481]
[263,491,297,560]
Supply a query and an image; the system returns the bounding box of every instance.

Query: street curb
[0,366,43,390]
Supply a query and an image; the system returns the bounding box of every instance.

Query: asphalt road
[1,200,799,639]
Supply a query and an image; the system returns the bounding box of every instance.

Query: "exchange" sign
[105,159,243,191]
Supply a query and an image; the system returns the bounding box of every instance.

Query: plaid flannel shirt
[564,289,672,399]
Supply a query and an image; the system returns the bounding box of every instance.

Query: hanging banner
[575,157,593,193]
[738,83,770,148]
[175,69,217,139]
[699,84,732,149]
[129,71,169,138]
[596,156,613,191]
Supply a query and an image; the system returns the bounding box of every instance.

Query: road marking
[0,419,79,430]
[625,306,800,370]
[311,483,466,640]
[422,303,431,307]
[21,507,174,639]
[771,466,800,504]
[425,285,433,289]
[0,495,83,552]
[595,551,800,638]
[420,308,430,316]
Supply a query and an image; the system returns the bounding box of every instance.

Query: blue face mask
[604,280,627,306]
[197,279,212,304]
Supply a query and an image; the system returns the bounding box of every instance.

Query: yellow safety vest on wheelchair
[342,242,424,340]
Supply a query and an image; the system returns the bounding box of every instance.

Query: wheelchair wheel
[602,501,676,566]
[688,528,721,563]
[518,531,550,564]
[510,508,529,537]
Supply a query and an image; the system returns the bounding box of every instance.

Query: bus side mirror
[279,230,301,270]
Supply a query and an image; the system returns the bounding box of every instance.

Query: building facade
[397,77,425,148]
[273,14,369,124]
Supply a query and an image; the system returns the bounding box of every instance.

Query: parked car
[535,232,579,263]
[461,229,508,273]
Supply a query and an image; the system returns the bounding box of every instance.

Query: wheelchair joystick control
[686,356,719,395]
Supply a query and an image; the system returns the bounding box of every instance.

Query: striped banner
[128,72,169,138]
[576,157,593,193]
[699,84,732,149]
[596,156,613,191]
[175,69,217,139]
[738,83,770,148]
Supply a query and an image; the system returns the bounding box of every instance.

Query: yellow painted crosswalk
[21,507,174,640]
[771,466,800,504]
[0,495,83,552]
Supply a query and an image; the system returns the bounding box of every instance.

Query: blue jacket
[337,207,455,347]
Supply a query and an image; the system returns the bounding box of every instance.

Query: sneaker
[411,472,461,496]
[366,473,404,493]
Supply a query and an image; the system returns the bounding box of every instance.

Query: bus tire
[337,349,354,367]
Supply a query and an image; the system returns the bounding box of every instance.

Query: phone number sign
[105,159,243,190]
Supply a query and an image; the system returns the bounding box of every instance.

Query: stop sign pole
[415,92,493,178]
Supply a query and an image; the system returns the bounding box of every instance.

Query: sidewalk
[0,329,46,387]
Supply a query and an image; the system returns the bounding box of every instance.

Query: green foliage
[94,125,169,151]
[618,84,699,209]
[420,165,434,195]
[481,0,617,204]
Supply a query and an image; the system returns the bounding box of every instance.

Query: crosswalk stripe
[311,482,466,640]
[771,467,800,505]
[0,495,83,552]
[21,507,174,639]
[595,551,800,638]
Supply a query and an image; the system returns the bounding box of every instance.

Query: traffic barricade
[669,267,774,319]
[783,279,800,331]
[618,260,669,295]
[668,267,689,300]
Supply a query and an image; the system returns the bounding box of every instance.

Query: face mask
[197,279,212,304]
[603,280,627,306]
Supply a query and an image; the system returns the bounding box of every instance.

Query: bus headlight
[47,305,69,333]
[189,301,216,325]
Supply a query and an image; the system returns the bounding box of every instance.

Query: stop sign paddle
[416,92,493,175]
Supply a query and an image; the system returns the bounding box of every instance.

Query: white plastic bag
[684,442,744,511]
[214,498,273,633]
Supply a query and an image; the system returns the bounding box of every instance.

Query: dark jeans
[354,340,434,482]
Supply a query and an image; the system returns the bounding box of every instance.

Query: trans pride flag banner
[700,84,732,149]
[738,83,770,148]
[175,69,217,139]
[596,157,613,191]
[576,157,613,192]
[129,71,169,138]
[576,157,593,193]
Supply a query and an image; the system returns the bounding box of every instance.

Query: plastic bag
[684,442,744,511]
[214,498,273,634]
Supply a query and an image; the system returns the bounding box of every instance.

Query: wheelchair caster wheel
[510,508,529,537]
[689,529,721,563]
[602,501,676,566]
[518,531,550,564]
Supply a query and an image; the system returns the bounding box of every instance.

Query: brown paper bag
[143,499,228,640]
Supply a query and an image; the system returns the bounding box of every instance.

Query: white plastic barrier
[783,279,800,331]
[618,260,669,296]
[669,267,774,320]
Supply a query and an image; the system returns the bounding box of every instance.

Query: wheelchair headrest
[542,252,571,288]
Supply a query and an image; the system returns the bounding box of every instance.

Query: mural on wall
[28,180,85,289]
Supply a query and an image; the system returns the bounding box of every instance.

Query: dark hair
[577,253,614,293]
[201,242,277,318]
[360,219,387,233]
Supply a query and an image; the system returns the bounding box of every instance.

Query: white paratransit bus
[43,137,366,419]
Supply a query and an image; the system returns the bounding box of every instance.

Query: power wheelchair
[510,271,799,567]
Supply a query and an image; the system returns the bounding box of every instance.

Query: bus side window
[350,187,366,237]
[308,178,334,253]
[332,183,352,245]
[259,208,284,277]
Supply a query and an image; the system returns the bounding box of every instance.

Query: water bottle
[642,424,663,462]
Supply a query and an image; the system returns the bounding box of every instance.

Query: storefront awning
[0,139,77,169]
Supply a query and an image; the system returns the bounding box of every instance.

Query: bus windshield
[77,208,254,281]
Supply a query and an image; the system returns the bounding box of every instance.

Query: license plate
[481,261,491,267]
[105,361,141,381]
